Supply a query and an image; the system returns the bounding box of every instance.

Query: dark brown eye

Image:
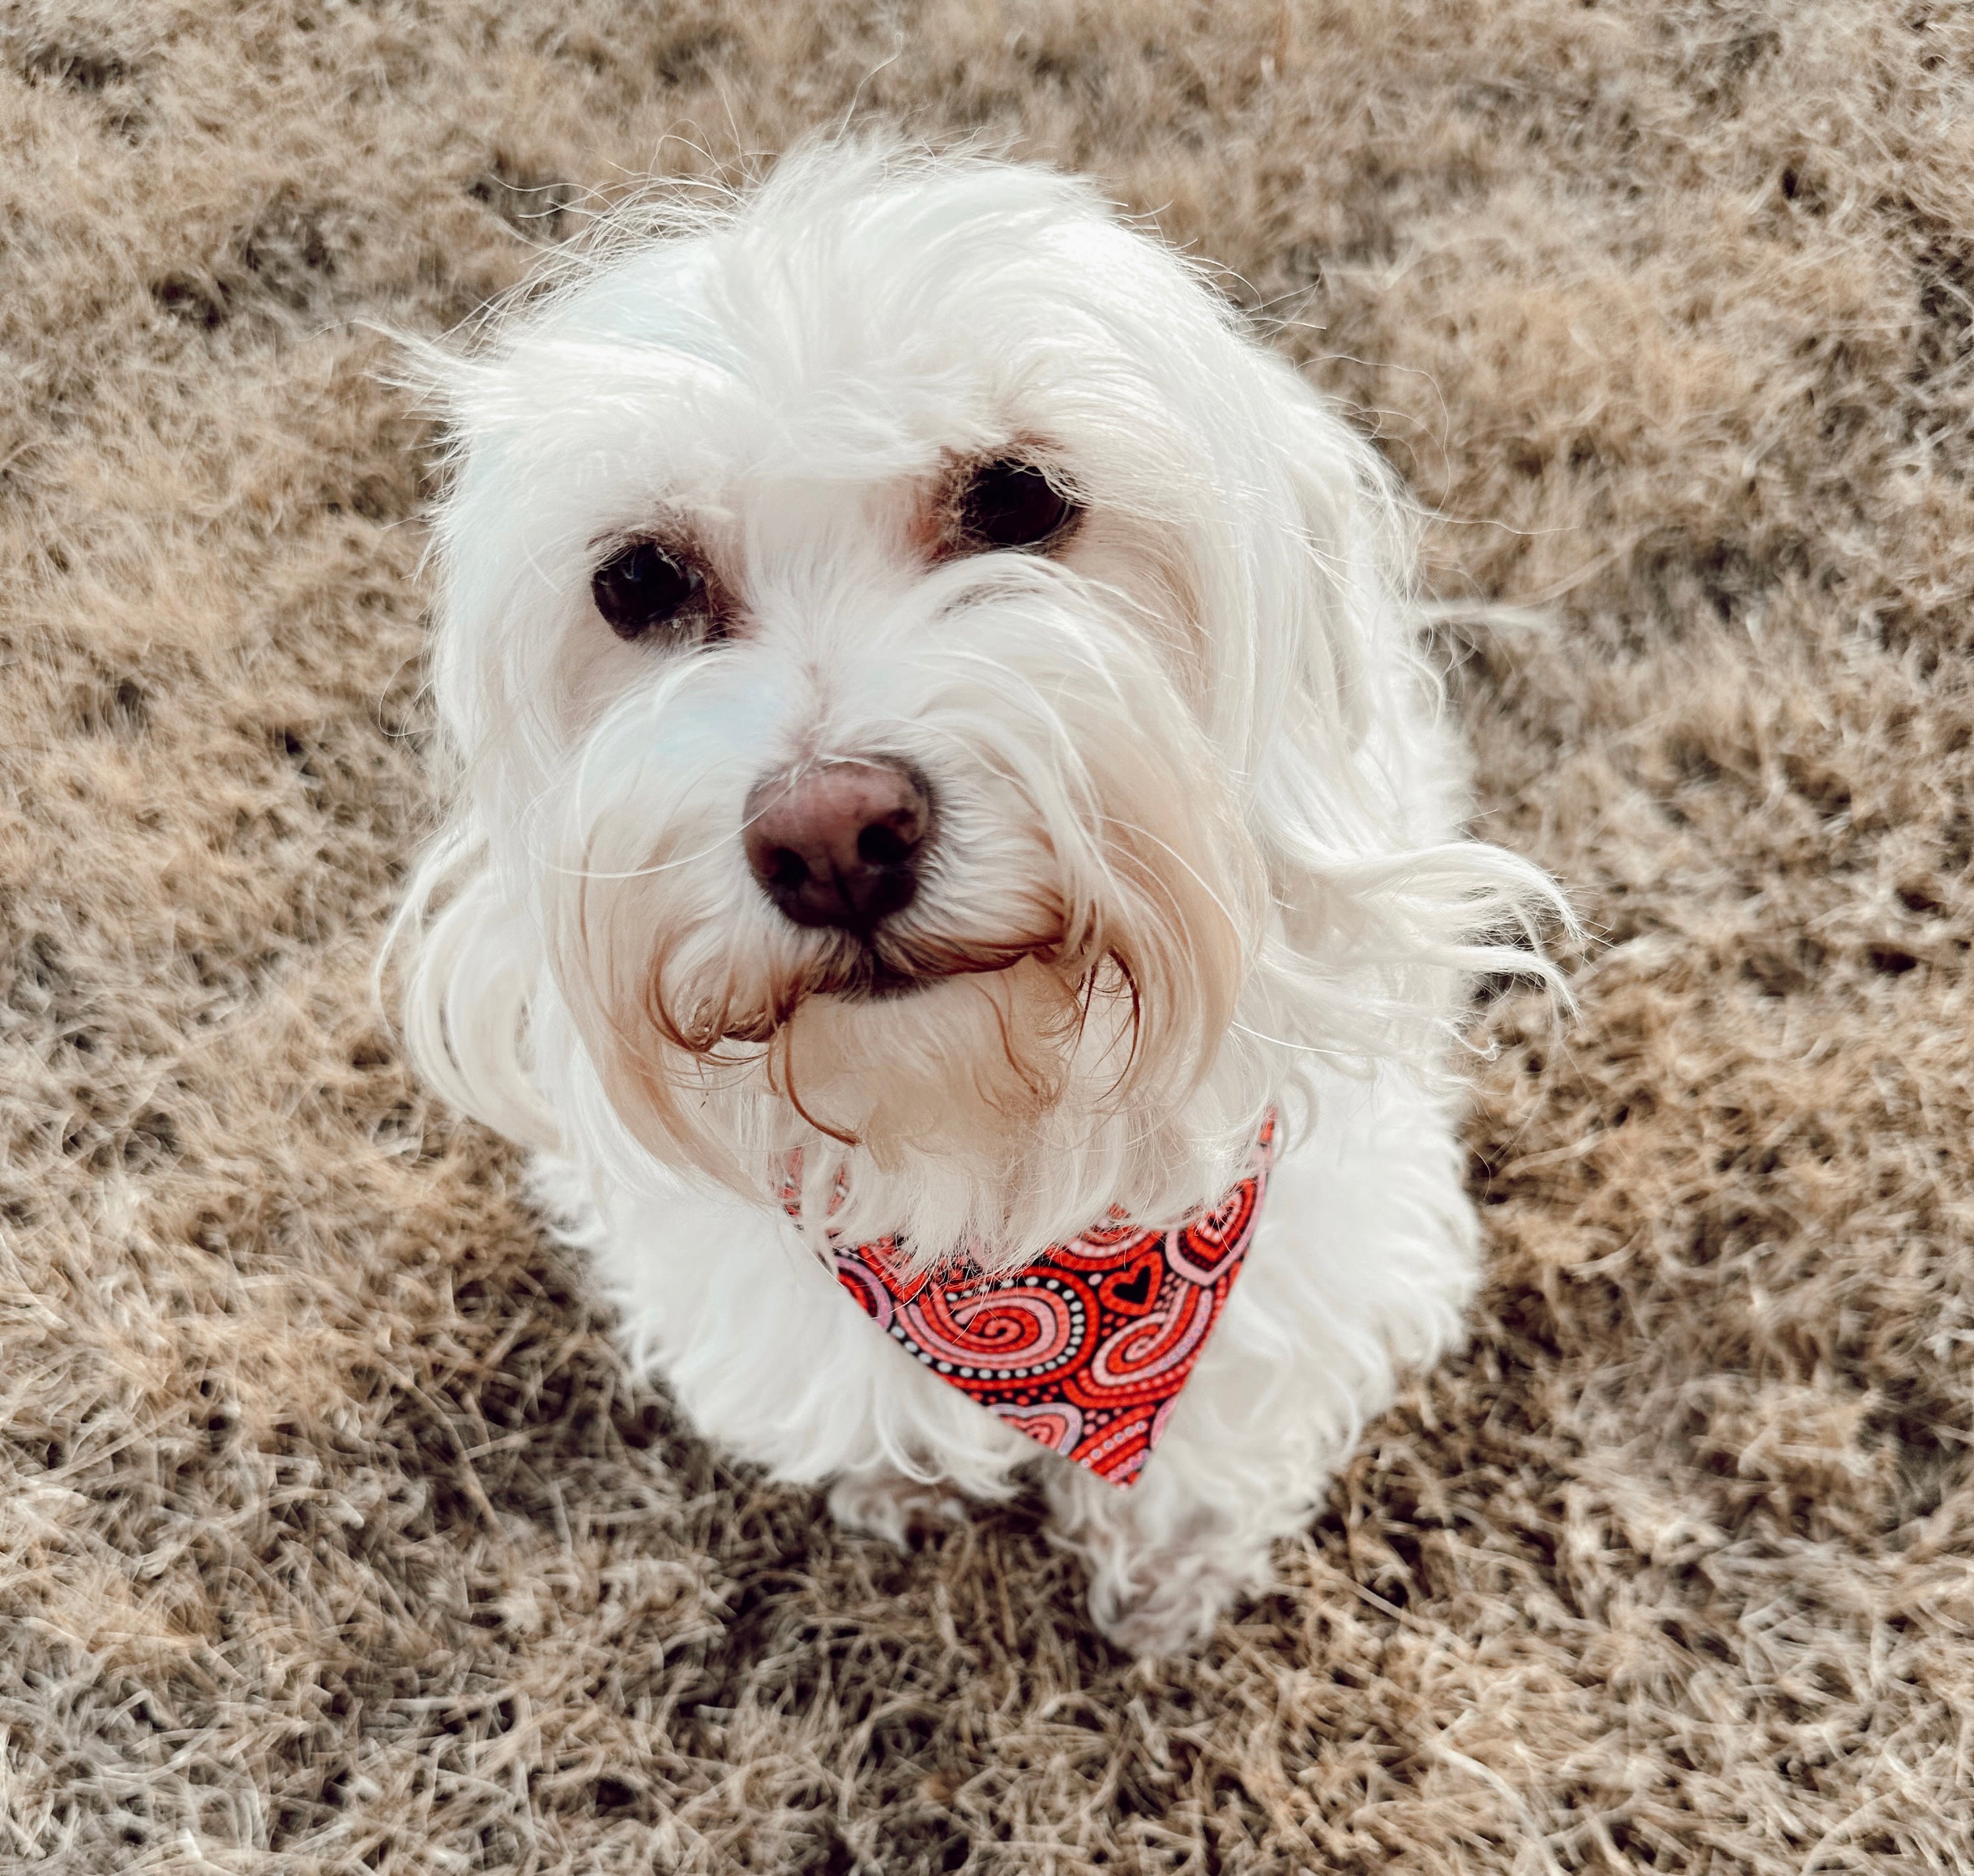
[591,540,705,641]
[957,458,1079,553]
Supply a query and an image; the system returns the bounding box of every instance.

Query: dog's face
[407,146,1435,1257]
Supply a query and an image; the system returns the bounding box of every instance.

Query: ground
[3,2,1972,1871]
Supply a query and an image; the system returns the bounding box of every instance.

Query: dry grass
[4,1,1973,1869]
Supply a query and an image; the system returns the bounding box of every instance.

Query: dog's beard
[698,923,1050,1044]
[771,955,1095,1152]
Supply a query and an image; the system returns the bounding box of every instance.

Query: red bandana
[779,1115,1275,1488]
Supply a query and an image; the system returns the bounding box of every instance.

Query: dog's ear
[1222,357,1573,1060]
[384,829,563,1153]
[1221,355,1425,849]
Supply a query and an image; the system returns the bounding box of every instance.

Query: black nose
[743,759,930,932]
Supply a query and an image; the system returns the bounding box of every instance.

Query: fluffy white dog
[392,141,1565,1655]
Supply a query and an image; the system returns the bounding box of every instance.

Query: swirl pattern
[781,1114,1276,1487]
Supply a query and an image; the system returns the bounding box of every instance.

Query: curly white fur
[388,141,1568,1654]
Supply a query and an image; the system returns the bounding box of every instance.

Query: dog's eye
[957,458,1079,553]
[591,540,705,642]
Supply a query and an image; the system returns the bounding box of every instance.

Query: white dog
[391,141,1565,1655]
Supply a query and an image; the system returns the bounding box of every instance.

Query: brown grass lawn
[3,2,1973,1869]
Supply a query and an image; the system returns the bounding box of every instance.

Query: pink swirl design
[1049,1223,1159,1272]
[1078,1284,1215,1396]
[1163,1182,1261,1286]
[992,1401,1084,1455]
[832,1255,897,1331]
[1070,1410,1155,1479]
[899,1277,1088,1375]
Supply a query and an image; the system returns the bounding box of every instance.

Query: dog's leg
[1046,1066,1479,1655]
[826,1467,969,1545]
[532,1153,1036,1508]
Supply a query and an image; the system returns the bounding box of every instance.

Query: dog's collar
[777,1114,1275,1488]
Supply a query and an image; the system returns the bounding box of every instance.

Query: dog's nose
[744,759,930,931]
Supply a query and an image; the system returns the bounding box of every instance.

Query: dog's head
[395,143,1555,1259]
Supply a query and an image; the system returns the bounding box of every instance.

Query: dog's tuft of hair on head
[387,136,1571,1269]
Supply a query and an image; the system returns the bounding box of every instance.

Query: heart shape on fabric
[1099,1250,1163,1315]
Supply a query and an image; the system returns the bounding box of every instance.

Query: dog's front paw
[1086,1543,1250,1658]
[1048,1473,1273,1657]
[826,1468,967,1548]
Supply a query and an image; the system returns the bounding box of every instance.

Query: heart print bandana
[779,1115,1275,1487]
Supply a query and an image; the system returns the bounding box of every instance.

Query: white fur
[388,142,1567,1654]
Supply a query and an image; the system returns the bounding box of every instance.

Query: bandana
[778,1114,1275,1488]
